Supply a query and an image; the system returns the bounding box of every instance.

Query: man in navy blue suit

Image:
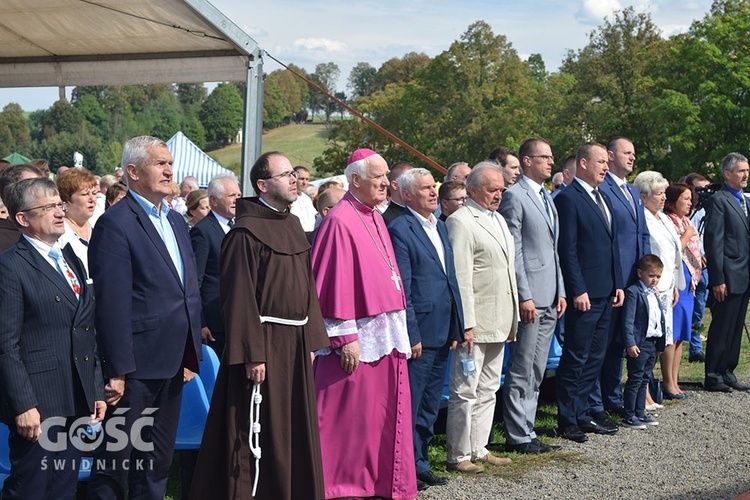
[388,168,464,491]
[589,137,651,426]
[191,174,241,358]
[87,136,203,499]
[554,142,624,443]
[0,178,105,499]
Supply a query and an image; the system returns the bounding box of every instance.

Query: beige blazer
[446,198,519,343]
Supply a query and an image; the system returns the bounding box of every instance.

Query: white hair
[396,167,432,196]
[466,161,503,193]
[344,158,369,184]
[633,170,668,197]
[207,173,239,198]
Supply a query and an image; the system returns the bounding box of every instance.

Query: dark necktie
[228,218,235,228]
[592,188,610,227]
[539,187,551,221]
[621,183,636,215]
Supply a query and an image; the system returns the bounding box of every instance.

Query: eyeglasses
[527,155,555,162]
[263,170,299,181]
[444,197,467,203]
[21,202,68,213]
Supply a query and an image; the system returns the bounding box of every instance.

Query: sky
[0,0,713,112]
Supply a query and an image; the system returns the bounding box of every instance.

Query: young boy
[621,254,666,429]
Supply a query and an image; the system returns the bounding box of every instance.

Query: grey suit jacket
[0,238,104,424]
[499,177,565,308]
[446,198,519,343]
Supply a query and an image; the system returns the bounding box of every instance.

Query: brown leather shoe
[477,453,512,466]
[446,460,485,473]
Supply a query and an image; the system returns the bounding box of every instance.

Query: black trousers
[556,297,613,428]
[2,417,86,500]
[87,371,184,500]
[705,290,750,387]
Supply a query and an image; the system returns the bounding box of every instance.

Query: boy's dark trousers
[624,336,658,419]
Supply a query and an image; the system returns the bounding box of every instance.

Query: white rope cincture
[249,382,263,497]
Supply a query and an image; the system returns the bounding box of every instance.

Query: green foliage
[263,77,287,128]
[348,62,378,101]
[0,103,32,156]
[310,62,341,123]
[200,82,244,149]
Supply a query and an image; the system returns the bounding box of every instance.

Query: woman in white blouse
[634,171,686,400]
[56,167,98,275]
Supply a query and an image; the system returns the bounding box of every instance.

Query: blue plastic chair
[174,374,210,450]
[200,344,220,401]
[0,423,9,487]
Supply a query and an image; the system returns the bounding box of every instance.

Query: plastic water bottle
[459,347,476,377]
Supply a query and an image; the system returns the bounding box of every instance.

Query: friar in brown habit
[190,151,328,500]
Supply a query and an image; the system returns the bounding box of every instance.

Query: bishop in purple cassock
[311,149,417,500]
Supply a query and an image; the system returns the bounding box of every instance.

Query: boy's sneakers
[638,415,659,426]
[621,416,647,430]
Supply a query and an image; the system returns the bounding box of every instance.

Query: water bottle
[458,347,476,377]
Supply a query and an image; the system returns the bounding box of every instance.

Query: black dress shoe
[591,411,619,431]
[417,470,448,486]
[704,382,733,393]
[506,440,548,454]
[559,425,588,443]
[689,352,705,362]
[532,437,561,451]
[579,419,618,435]
[416,478,430,491]
[727,381,750,391]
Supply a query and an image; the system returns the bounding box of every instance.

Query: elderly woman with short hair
[56,167,98,274]
[634,171,686,400]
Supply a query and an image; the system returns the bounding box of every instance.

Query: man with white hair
[445,162,517,472]
[445,162,471,183]
[312,148,417,499]
[173,176,199,216]
[388,168,464,491]
[191,173,241,357]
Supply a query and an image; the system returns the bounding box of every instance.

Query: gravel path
[420,376,750,500]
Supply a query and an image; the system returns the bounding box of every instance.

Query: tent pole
[241,50,264,196]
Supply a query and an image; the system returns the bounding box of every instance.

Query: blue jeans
[690,267,709,355]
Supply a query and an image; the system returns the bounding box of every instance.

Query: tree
[47,99,84,136]
[176,83,207,108]
[560,8,668,173]
[200,82,244,148]
[651,0,750,180]
[375,52,431,90]
[263,77,286,128]
[74,93,110,139]
[0,103,32,156]
[141,92,184,141]
[310,62,340,122]
[347,62,378,101]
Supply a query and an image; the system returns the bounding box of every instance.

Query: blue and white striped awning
[167,131,235,188]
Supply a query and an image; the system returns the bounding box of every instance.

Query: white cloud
[575,0,623,24]
[659,23,691,37]
[291,38,347,53]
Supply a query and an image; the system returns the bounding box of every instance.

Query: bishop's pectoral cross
[391,269,401,291]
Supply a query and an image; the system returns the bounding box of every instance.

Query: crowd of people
[0,134,746,500]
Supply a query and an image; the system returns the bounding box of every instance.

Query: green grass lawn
[206,122,330,179]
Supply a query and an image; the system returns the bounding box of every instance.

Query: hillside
[207,122,330,178]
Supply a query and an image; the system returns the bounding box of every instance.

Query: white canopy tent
[0,0,263,194]
[167,131,234,187]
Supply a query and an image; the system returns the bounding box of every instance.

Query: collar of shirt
[213,213,231,233]
[638,280,658,295]
[23,234,59,267]
[258,196,280,212]
[407,206,437,228]
[522,175,545,194]
[725,183,745,204]
[607,171,628,188]
[574,176,597,195]
[130,189,170,218]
